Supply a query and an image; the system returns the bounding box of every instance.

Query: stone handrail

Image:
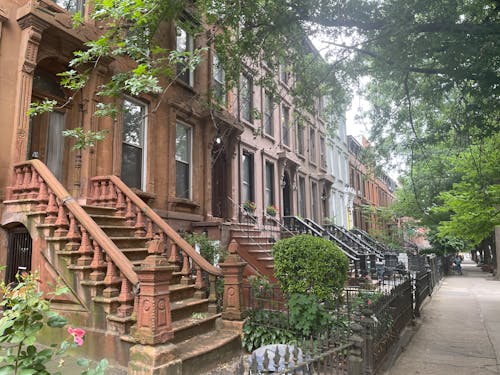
[89,175,223,278]
[10,160,139,286]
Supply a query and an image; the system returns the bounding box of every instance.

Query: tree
[435,134,500,246]
[46,0,499,247]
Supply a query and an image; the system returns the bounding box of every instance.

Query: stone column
[219,239,247,320]
[129,237,181,374]
[11,14,49,163]
[132,237,175,345]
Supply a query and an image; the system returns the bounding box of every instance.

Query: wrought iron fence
[240,255,442,374]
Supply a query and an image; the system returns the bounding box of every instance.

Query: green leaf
[47,314,68,328]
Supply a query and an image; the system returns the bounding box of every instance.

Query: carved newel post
[133,235,175,345]
[219,239,247,320]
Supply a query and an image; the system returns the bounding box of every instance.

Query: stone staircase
[230,222,277,282]
[2,160,241,374]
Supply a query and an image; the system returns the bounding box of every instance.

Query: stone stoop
[3,200,244,373]
[230,224,276,281]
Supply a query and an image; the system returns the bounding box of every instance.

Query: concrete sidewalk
[386,260,500,375]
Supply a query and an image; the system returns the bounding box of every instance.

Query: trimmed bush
[273,234,349,301]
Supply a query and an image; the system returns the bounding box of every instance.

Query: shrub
[182,232,226,265]
[287,293,332,337]
[273,234,349,301]
[242,309,295,352]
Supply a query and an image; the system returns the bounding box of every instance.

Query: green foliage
[435,134,500,245]
[287,293,331,337]
[27,100,57,117]
[182,232,226,265]
[272,235,349,302]
[0,272,108,375]
[241,310,295,352]
[247,275,272,298]
[62,128,108,151]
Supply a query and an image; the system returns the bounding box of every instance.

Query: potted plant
[243,200,256,213]
[266,204,278,217]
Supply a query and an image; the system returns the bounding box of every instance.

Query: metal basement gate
[5,227,32,284]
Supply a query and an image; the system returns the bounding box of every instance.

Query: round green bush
[272,234,349,301]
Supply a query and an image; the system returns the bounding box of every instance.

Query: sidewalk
[386,260,500,375]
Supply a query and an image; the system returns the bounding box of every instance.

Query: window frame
[121,97,148,191]
[240,74,253,123]
[264,161,275,207]
[175,121,193,199]
[242,151,255,203]
[281,105,290,147]
[212,52,226,104]
[263,92,274,137]
[176,26,195,87]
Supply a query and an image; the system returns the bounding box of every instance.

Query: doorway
[211,140,228,219]
[5,227,32,284]
[282,171,291,216]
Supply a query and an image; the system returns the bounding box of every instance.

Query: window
[311,181,318,222]
[175,122,192,199]
[212,52,225,104]
[265,162,274,206]
[280,64,289,85]
[242,152,254,203]
[297,122,304,155]
[281,105,290,146]
[122,99,147,190]
[298,176,306,218]
[320,136,326,168]
[309,128,316,162]
[176,27,194,86]
[54,0,85,14]
[240,74,253,122]
[263,93,273,136]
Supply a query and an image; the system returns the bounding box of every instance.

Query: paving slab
[386,260,500,375]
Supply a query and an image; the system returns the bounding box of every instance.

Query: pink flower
[74,336,84,346]
[67,326,86,346]
[367,299,372,306]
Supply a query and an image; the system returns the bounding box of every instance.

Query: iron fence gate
[5,227,32,284]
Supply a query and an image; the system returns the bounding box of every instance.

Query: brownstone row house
[0,0,352,371]
[347,135,397,237]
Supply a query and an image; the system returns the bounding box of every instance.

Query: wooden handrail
[102,175,223,277]
[19,160,139,286]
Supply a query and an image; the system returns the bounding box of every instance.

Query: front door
[211,141,228,219]
[282,171,291,216]
[5,227,32,284]
[29,111,65,180]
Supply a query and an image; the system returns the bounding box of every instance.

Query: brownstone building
[348,135,397,235]
[0,0,345,371]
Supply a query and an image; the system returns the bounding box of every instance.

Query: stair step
[82,205,117,216]
[108,237,149,248]
[99,225,137,237]
[171,298,210,321]
[171,313,221,344]
[170,284,197,302]
[247,249,273,255]
[175,329,241,375]
[119,248,149,262]
[89,214,127,226]
[256,256,274,262]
